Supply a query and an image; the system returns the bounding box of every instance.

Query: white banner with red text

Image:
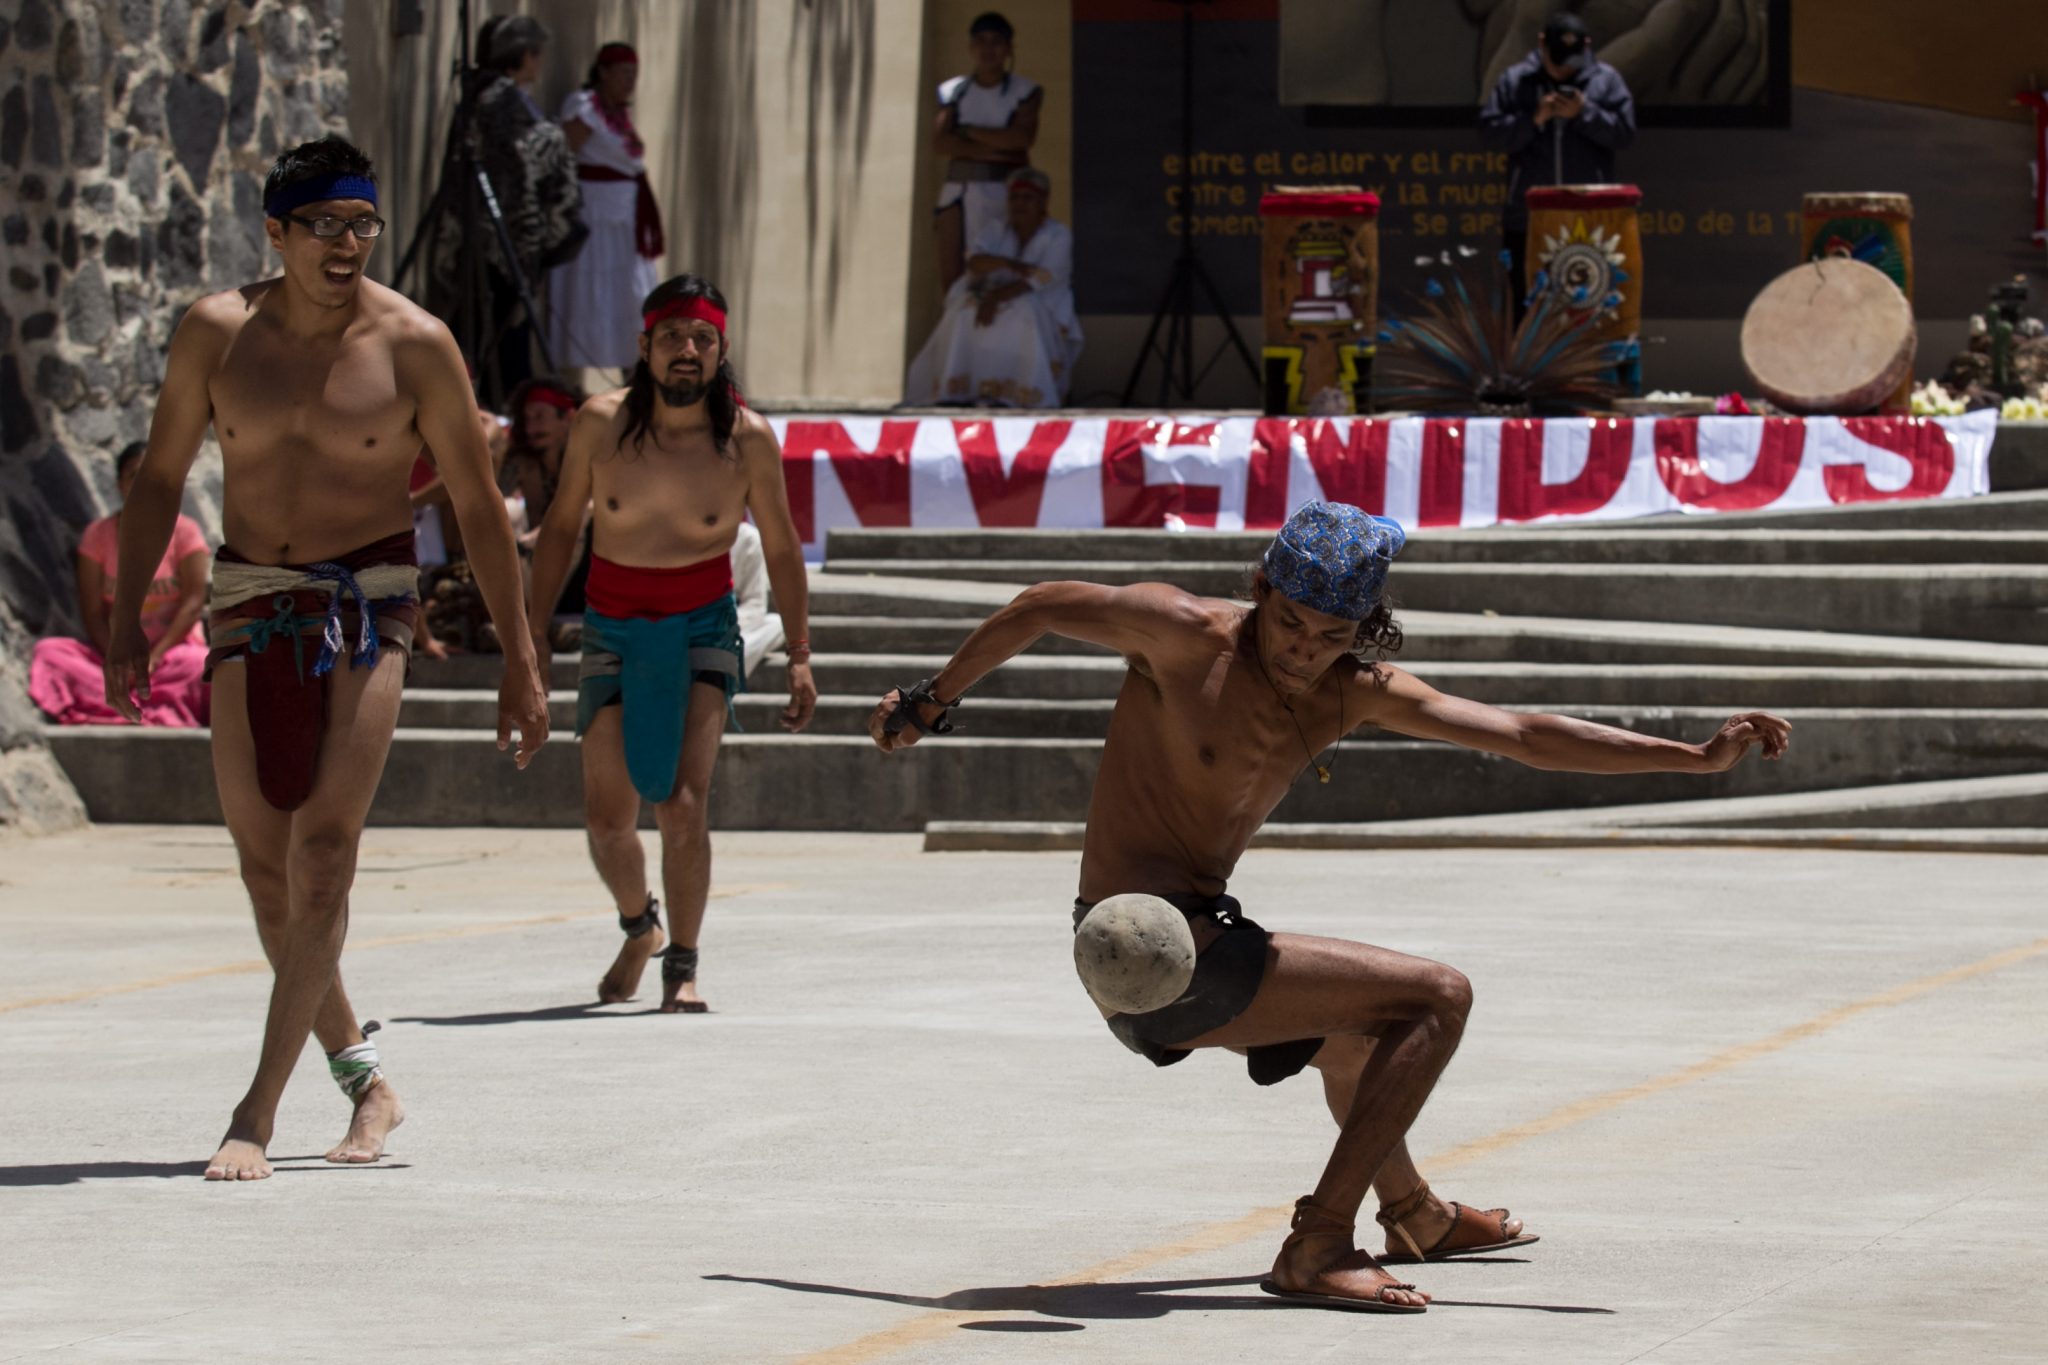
[766,411,1997,559]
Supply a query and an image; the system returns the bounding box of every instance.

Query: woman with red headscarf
[551,41,665,372]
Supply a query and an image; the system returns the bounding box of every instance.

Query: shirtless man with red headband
[528,274,817,1012]
[106,135,549,1181]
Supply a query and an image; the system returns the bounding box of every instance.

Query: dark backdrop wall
[1067,1,2043,406]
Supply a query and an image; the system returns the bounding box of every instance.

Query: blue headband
[265,173,378,220]
[1263,501,1406,619]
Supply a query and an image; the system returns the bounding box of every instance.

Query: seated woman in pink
[31,442,212,726]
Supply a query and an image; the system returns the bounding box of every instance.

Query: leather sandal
[1258,1196,1428,1313]
[1376,1179,1540,1264]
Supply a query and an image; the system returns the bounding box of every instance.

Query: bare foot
[205,1124,273,1183]
[1270,1228,1430,1310]
[659,976,708,1014]
[325,1078,405,1164]
[598,922,667,1004]
[418,635,451,662]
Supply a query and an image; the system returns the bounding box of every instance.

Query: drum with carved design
[1523,184,1644,345]
[1258,187,1380,416]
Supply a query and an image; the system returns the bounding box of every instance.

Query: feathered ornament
[1374,250,1617,416]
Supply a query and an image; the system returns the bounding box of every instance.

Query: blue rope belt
[224,562,413,683]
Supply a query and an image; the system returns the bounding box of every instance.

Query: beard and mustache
[654,361,714,409]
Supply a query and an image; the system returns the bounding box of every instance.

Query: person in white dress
[550,42,664,372]
[906,168,1082,409]
[931,12,1042,290]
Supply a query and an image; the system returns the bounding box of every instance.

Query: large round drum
[1524,184,1644,342]
[1801,192,1914,411]
[1740,258,1916,415]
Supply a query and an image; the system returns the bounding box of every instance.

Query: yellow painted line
[0,883,789,1015]
[790,934,2048,1365]
[1421,933,2048,1173]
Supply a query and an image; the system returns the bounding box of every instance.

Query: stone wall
[0,0,350,831]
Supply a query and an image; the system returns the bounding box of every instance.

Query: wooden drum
[1801,192,1914,410]
[1524,184,1644,343]
[1740,258,1916,415]
[1802,193,1913,298]
[1259,186,1380,416]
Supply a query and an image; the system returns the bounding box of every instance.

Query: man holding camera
[1480,11,1637,317]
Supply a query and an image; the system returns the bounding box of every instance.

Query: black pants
[1504,226,1529,328]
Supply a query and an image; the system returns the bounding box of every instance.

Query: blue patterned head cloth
[1262,501,1406,619]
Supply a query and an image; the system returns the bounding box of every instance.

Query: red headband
[597,42,638,66]
[643,296,728,342]
[524,385,579,413]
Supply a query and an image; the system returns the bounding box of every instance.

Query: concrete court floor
[1,827,2043,1365]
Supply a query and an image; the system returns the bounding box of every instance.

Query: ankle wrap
[327,1035,384,1101]
[662,944,699,984]
[620,895,662,939]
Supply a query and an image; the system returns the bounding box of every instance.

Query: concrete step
[413,653,585,691]
[398,668,2048,735]
[46,707,2048,830]
[805,570,1019,619]
[923,771,2048,851]
[925,822,2048,854]
[1430,769,2048,831]
[736,659,2048,710]
[398,610,2048,681]
[1992,420,2048,491]
[820,560,2048,644]
[1594,488,2048,532]
[825,527,2048,567]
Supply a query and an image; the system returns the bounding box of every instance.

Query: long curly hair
[614,275,742,461]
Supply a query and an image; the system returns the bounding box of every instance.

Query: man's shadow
[705,1271,1612,1321]
[0,1157,412,1187]
[389,1002,670,1026]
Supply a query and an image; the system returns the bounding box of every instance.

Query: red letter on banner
[1824,417,1955,503]
[1250,420,1391,527]
[778,431,816,542]
[1245,419,1299,529]
[1498,418,1632,522]
[1654,417,1804,510]
[1418,419,1466,527]
[955,419,1071,527]
[1247,419,1393,528]
[779,420,917,528]
[1101,420,1222,527]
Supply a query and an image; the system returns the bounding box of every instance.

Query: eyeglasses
[285,213,386,240]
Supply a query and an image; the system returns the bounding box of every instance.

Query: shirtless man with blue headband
[868,500,1790,1312]
[105,136,550,1182]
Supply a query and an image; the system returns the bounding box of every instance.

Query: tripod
[389,0,556,405]
[1121,0,1260,407]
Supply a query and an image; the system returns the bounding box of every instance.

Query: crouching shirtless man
[107,136,549,1181]
[868,501,1790,1311]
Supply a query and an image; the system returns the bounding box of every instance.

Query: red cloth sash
[577,165,666,259]
[207,531,420,813]
[585,552,733,621]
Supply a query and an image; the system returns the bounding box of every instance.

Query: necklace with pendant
[1254,630,1342,785]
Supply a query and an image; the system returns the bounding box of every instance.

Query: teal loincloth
[575,594,745,802]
